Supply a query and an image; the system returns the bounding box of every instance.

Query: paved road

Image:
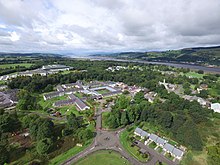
[61,106,178,165]
[61,129,142,165]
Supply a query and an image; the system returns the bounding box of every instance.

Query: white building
[211,103,220,113]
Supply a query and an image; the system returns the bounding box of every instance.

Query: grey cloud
[0,0,220,52]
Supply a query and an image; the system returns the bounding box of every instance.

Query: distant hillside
[93,46,220,66]
[0,52,62,57]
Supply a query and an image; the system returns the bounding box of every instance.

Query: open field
[0,63,33,69]
[75,150,131,165]
[182,72,204,79]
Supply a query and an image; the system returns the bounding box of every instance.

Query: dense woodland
[106,92,210,151]
[0,109,93,164]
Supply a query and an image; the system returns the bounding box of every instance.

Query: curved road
[61,107,177,165]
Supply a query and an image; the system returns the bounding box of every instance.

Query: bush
[142,153,148,158]
[197,70,204,74]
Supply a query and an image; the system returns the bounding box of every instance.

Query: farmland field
[0,63,33,69]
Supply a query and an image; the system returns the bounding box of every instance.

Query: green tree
[0,145,9,165]
[67,113,81,130]
[77,129,93,142]
[158,111,173,128]
[197,90,208,98]
[176,120,203,151]
[37,120,54,141]
[36,138,53,155]
[197,70,204,74]
[0,112,20,133]
[120,111,129,126]
[207,143,220,165]
[134,91,145,104]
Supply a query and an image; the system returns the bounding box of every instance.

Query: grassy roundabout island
[75,150,131,165]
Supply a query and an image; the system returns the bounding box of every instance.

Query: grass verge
[49,139,93,165]
[75,150,131,165]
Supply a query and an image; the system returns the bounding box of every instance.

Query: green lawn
[96,89,110,94]
[49,140,93,165]
[39,95,81,116]
[0,63,33,69]
[59,106,80,116]
[75,92,85,98]
[168,139,178,146]
[120,129,149,162]
[149,142,157,149]
[183,72,204,79]
[39,95,68,108]
[0,80,6,85]
[158,147,163,153]
[156,162,168,165]
[75,150,131,165]
[165,153,174,161]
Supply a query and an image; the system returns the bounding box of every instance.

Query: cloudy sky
[0,0,220,54]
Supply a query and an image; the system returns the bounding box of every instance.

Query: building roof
[139,148,147,154]
[69,94,88,110]
[211,103,220,113]
[64,88,83,93]
[44,91,64,99]
[0,85,7,90]
[0,92,13,108]
[134,127,143,135]
[91,86,117,92]
[42,64,71,70]
[57,85,64,92]
[63,83,78,88]
[140,131,150,138]
[172,148,184,157]
[163,143,175,153]
[53,99,75,107]
[156,137,166,146]
[149,134,158,142]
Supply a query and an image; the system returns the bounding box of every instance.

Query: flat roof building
[211,103,220,113]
